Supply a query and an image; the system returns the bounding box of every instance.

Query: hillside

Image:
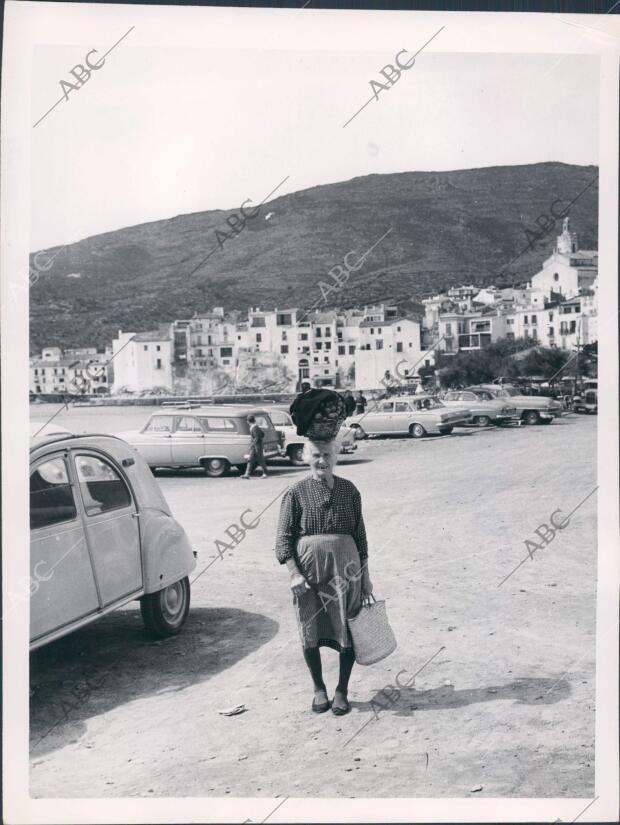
[29,162,598,352]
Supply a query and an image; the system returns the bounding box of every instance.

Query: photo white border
[2,3,618,822]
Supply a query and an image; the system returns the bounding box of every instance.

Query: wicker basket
[306,416,345,441]
[347,595,397,665]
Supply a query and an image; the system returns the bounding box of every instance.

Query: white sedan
[347,395,471,438]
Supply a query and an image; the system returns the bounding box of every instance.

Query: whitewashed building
[112,330,173,393]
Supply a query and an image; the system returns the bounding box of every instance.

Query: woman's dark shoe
[331,690,350,716]
[312,687,331,713]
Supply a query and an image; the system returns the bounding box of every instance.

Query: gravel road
[30,414,597,799]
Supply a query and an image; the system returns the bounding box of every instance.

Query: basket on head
[305,393,347,441]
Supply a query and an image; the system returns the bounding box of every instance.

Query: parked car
[347,395,471,438]
[470,385,563,425]
[116,405,283,477]
[573,379,598,414]
[266,407,358,465]
[442,389,518,427]
[29,432,196,650]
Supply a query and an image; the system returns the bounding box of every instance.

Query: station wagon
[29,432,196,650]
[117,405,283,477]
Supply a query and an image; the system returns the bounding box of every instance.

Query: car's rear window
[202,417,239,432]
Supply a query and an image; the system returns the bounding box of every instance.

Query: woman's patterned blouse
[275,475,368,564]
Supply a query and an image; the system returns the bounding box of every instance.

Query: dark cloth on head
[289,388,345,437]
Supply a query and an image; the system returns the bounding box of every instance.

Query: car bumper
[340,442,357,453]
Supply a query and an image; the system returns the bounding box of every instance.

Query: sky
[30,47,599,251]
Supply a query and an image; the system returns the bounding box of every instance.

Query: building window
[325,328,331,337]
[532,328,538,340]
[548,327,554,338]
[325,342,331,350]
[156,358,162,369]
[315,328,322,337]
[221,347,233,358]
[397,326,401,332]
[256,333,262,343]
[531,316,537,325]
[313,357,319,363]
[348,346,355,355]
[376,340,383,350]
[396,342,403,352]
[370,328,374,334]
[524,316,529,325]
[316,341,323,350]
[300,333,308,341]
[282,330,287,340]
[281,345,289,354]
[144,345,148,351]
[156,345,161,351]
[554,273,559,281]
[570,321,577,333]
[338,345,346,355]
[378,328,382,334]
[445,323,452,335]
[324,357,329,363]
[548,312,554,321]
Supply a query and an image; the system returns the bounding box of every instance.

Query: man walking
[242,414,268,479]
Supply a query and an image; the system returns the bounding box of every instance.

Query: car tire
[288,445,306,466]
[474,415,491,428]
[202,458,230,477]
[140,576,190,638]
[523,410,540,425]
[409,423,426,439]
[441,426,454,435]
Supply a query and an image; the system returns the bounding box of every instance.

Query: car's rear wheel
[202,458,230,477]
[409,423,426,439]
[140,576,190,638]
[523,410,540,425]
[474,415,491,428]
[288,444,306,466]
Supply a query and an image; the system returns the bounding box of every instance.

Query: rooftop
[132,331,171,342]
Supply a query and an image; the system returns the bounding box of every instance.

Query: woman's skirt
[294,533,362,652]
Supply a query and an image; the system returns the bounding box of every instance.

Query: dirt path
[30,415,596,799]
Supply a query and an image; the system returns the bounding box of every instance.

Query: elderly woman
[275,439,373,715]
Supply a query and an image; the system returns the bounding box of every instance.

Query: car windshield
[269,411,291,426]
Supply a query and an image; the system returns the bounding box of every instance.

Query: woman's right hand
[290,571,310,598]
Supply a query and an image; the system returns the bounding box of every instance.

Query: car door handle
[131,512,140,519]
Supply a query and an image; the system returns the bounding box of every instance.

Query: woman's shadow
[351,676,571,716]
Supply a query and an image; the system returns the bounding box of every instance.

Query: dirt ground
[30,414,597,799]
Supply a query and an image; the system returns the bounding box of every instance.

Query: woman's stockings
[303,647,325,691]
